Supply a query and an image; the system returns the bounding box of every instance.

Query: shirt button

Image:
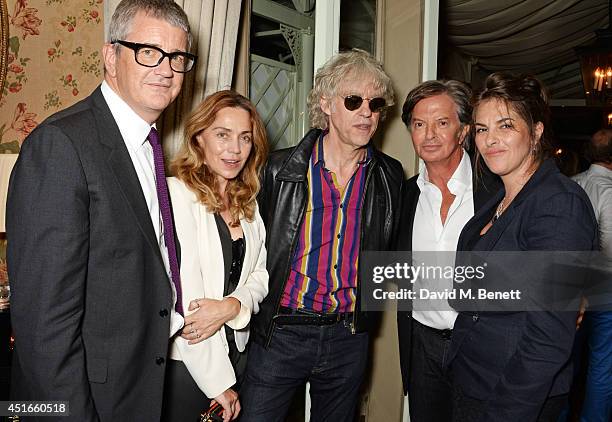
[337,234,341,239]
[159,308,168,317]
[340,204,343,209]
[155,357,165,365]
[334,264,338,269]
[472,314,479,322]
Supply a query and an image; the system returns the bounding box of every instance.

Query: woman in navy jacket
[448,73,598,422]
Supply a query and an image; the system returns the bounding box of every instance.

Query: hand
[181,297,241,344]
[0,298,8,311]
[212,388,241,422]
[576,296,588,330]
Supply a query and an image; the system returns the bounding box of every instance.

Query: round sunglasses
[342,95,387,113]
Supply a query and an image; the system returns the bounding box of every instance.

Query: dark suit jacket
[7,86,174,421]
[396,154,500,394]
[448,159,598,421]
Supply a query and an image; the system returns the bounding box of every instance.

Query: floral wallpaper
[0,0,104,153]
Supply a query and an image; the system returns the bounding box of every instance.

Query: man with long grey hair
[240,49,403,421]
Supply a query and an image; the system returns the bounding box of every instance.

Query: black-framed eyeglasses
[342,95,387,113]
[111,40,197,73]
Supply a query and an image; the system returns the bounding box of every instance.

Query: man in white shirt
[6,1,201,420]
[396,80,498,421]
[572,128,612,422]
[573,129,612,257]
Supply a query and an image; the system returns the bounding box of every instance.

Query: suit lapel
[90,87,163,264]
[460,155,503,251]
[463,159,558,253]
[474,198,516,252]
[459,188,503,251]
[199,209,225,298]
[471,154,502,211]
[397,177,420,251]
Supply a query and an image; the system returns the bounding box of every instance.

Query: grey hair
[307,49,395,130]
[108,0,192,51]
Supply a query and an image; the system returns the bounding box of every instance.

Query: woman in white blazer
[161,90,269,422]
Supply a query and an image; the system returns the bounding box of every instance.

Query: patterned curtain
[0,0,105,232]
[1,0,104,153]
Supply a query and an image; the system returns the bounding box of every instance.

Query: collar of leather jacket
[275,128,380,182]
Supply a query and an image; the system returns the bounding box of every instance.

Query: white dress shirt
[412,151,474,330]
[573,164,612,258]
[101,81,184,337]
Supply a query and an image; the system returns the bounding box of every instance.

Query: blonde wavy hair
[307,49,395,130]
[172,90,268,226]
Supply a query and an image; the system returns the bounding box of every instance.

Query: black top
[213,213,247,387]
[213,213,245,293]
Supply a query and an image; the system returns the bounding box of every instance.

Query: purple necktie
[148,127,183,315]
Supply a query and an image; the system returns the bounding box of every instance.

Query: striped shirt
[281,134,370,313]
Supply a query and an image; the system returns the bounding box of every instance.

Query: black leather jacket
[252,129,404,347]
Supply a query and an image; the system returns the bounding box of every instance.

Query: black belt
[414,318,453,340]
[273,306,353,326]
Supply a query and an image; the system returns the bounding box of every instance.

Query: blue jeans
[581,311,612,422]
[239,321,369,422]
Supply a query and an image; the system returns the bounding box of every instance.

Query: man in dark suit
[6,1,195,420]
[396,80,499,421]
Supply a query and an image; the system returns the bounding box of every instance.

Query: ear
[194,132,205,149]
[194,133,207,162]
[320,97,331,116]
[102,43,117,78]
[534,121,544,142]
[458,124,470,145]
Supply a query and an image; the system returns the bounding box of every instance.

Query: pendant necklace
[493,198,505,222]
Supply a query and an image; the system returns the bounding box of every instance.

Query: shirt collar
[313,130,372,167]
[101,81,155,153]
[589,163,612,179]
[417,149,472,195]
